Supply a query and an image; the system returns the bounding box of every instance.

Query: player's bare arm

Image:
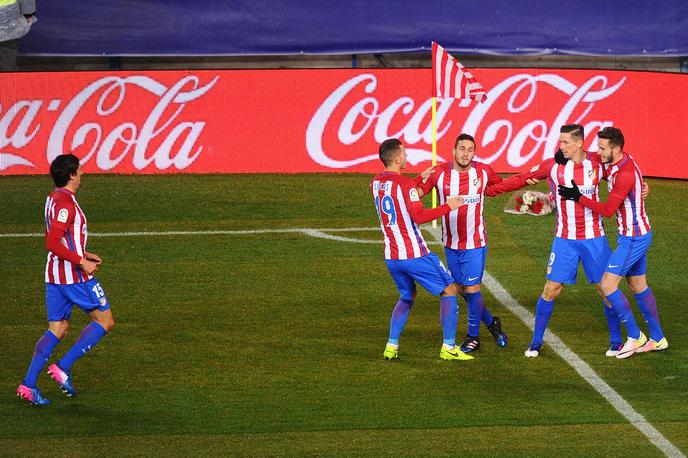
[415,166,438,198]
[419,166,436,182]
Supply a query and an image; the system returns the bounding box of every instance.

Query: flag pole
[431,96,438,228]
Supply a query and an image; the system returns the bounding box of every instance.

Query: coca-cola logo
[0,75,218,171]
[306,73,626,169]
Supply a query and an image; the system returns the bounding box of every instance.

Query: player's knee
[599,279,617,297]
[626,276,647,295]
[103,317,115,332]
[443,283,459,296]
[95,316,115,332]
[49,321,69,339]
[465,284,481,294]
[542,282,562,301]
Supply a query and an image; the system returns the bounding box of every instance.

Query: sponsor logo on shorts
[99,297,107,307]
[468,276,479,282]
[608,264,619,269]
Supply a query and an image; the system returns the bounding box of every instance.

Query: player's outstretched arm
[407,196,461,224]
[414,166,439,198]
[485,159,553,197]
[558,174,634,218]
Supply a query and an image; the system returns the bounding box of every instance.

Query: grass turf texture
[0,173,686,457]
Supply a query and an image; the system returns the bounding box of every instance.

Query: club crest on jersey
[473,178,481,187]
[57,208,69,223]
[409,188,420,202]
[588,169,596,179]
[443,184,451,193]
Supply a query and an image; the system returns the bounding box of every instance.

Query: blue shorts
[547,236,611,285]
[46,277,110,322]
[444,246,487,286]
[606,232,652,277]
[385,252,454,300]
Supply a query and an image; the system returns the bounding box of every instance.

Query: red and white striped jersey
[418,161,528,250]
[529,154,605,240]
[371,171,450,260]
[44,188,92,284]
[580,153,651,236]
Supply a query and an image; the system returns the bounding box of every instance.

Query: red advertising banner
[1,69,687,178]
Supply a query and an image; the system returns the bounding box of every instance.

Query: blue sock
[603,303,622,345]
[58,322,107,373]
[440,296,458,347]
[388,299,413,345]
[481,303,494,328]
[531,296,554,346]
[23,330,60,388]
[464,291,482,337]
[634,287,664,341]
[606,289,641,339]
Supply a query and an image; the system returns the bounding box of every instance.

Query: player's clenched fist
[445,195,463,210]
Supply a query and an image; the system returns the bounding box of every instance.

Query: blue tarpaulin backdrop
[21,0,688,56]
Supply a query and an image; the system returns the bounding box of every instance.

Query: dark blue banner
[20,0,688,56]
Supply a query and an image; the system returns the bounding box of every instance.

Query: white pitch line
[0,226,443,245]
[301,229,381,244]
[422,226,683,458]
[482,272,684,458]
[0,227,381,238]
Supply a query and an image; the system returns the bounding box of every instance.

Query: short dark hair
[597,126,625,149]
[454,133,476,149]
[560,124,585,141]
[379,138,403,166]
[50,154,80,187]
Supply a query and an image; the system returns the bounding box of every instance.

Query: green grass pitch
[0,174,686,457]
